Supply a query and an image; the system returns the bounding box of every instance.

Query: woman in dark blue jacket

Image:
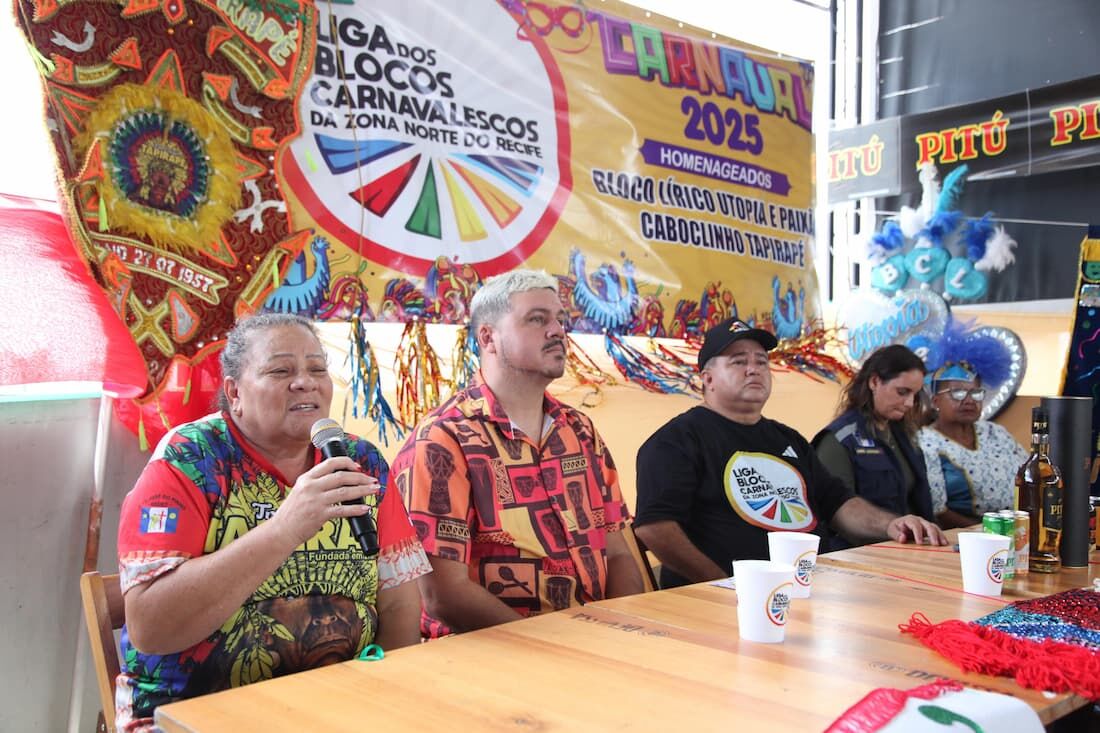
[813,345,934,548]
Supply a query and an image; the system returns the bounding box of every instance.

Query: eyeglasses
[936,388,986,402]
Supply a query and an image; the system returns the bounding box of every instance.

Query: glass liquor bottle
[1015,407,1064,573]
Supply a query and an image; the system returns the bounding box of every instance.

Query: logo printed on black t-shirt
[723,452,815,531]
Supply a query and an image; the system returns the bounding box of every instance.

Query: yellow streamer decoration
[768,322,855,383]
[345,315,402,446]
[394,319,448,429]
[565,334,617,408]
[449,324,480,391]
[137,411,148,452]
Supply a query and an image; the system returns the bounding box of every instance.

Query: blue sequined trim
[975,606,1100,650]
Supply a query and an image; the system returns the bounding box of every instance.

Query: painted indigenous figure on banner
[15,0,820,440]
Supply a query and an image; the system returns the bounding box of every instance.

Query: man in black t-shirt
[634,318,946,589]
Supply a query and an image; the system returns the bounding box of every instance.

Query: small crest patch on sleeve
[140,506,180,534]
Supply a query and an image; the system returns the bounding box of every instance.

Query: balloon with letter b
[870,254,908,293]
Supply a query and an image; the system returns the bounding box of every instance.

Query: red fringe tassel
[825,680,962,733]
[899,612,1100,699]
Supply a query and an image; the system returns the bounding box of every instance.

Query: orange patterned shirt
[390,375,629,632]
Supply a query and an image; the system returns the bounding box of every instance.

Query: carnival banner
[14,0,818,440]
[282,0,818,339]
[14,0,317,440]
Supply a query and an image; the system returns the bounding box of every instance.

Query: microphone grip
[348,514,380,557]
[320,440,380,557]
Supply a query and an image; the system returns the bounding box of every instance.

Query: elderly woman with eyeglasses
[918,360,1028,529]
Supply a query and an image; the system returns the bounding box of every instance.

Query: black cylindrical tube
[1042,395,1093,568]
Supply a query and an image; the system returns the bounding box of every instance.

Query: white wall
[0,11,56,201]
[0,397,147,732]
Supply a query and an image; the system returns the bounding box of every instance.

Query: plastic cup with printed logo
[732,560,795,643]
[767,532,820,599]
[957,531,1012,596]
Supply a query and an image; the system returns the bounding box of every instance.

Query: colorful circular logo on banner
[794,551,816,587]
[766,583,792,626]
[987,549,1008,583]
[284,0,571,276]
[724,452,815,531]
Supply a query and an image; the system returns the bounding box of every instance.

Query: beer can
[1013,510,1029,575]
[998,510,1017,579]
[982,511,1003,535]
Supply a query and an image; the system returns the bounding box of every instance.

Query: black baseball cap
[697,318,779,369]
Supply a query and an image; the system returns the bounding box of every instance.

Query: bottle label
[1042,486,1063,532]
[1040,485,1063,554]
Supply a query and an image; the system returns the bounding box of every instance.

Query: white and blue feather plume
[866,220,905,264]
[975,225,1017,272]
[899,163,940,237]
[925,317,1012,389]
[935,164,968,214]
[918,210,963,248]
[963,214,995,262]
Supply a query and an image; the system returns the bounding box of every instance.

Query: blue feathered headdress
[867,220,905,263]
[923,317,1012,389]
[963,214,995,262]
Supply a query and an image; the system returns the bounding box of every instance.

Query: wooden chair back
[79,572,124,733]
[623,523,658,593]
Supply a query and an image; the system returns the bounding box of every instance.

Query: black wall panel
[874,0,1100,302]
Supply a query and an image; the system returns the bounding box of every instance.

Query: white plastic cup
[732,560,795,643]
[958,531,1013,596]
[767,532,821,599]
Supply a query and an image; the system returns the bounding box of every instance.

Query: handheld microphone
[310,418,379,557]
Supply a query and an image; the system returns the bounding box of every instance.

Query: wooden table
[818,529,1100,600]
[156,557,1089,731]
